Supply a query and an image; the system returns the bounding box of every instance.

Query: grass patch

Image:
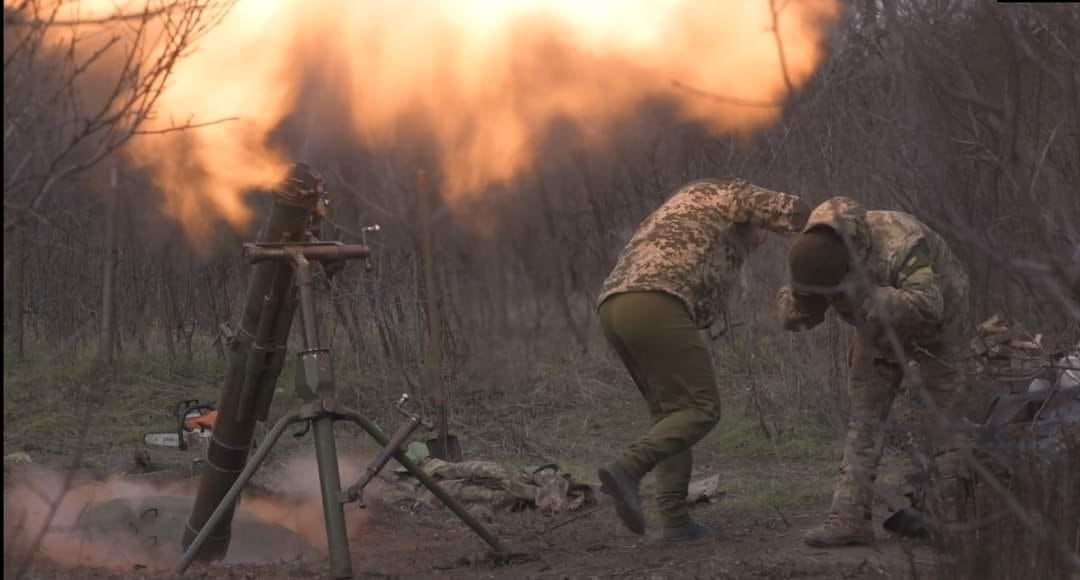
[451,365,839,514]
[5,335,840,516]
[2,343,431,469]
[3,347,224,465]
[710,457,835,512]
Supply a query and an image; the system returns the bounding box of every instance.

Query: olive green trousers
[598,291,721,527]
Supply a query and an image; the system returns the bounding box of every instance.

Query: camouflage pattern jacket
[598,179,810,329]
[778,197,970,349]
[384,459,596,519]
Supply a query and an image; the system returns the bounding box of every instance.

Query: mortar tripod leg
[176,411,303,575]
[313,415,353,579]
[337,409,511,556]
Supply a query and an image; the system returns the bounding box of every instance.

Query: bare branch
[133,115,239,135]
[768,0,796,97]
[668,79,783,109]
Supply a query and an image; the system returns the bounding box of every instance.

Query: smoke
[248,451,373,554]
[3,467,196,572]
[3,451,373,574]
[37,0,841,240]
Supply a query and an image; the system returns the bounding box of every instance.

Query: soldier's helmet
[787,227,850,294]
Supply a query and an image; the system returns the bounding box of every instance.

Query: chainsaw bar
[143,400,219,451]
[144,432,182,448]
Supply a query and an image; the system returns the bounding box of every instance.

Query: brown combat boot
[802,514,874,548]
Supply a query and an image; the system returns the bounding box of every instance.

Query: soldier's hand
[777,285,827,332]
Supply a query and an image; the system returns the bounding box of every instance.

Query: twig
[768,0,795,97]
[540,506,602,535]
[133,115,240,135]
[669,80,782,109]
[773,505,791,529]
[10,6,178,27]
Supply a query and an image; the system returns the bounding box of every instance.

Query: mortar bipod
[342,393,432,507]
[176,241,509,580]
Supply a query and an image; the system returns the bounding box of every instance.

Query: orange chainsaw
[143,399,218,451]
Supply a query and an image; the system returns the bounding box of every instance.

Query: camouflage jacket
[778,197,970,347]
[599,179,810,328]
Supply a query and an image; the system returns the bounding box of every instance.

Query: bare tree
[3,0,232,231]
[3,0,233,360]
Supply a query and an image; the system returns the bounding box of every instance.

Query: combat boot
[802,514,874,547]
[598,463,645,535]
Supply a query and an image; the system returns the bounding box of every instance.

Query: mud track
[14,477,935,580]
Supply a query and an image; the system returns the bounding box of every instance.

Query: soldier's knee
[702,397,722,423]
[688,405,720,435]
[704,410,720,431]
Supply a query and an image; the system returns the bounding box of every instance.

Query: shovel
[417,169,463,464]
[426,425,463,462]
[883,507,930,540]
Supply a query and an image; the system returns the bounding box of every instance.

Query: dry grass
[931,438,1080,580]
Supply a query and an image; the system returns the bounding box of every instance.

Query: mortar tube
[252,283,300,422]
[182,186,317,561]
[235,267,292,422]
[176,410,304,574]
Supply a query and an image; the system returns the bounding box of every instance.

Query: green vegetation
[4,335,839,515]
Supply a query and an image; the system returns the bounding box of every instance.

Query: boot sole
[598,467,645,535]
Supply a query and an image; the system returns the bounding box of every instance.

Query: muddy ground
[8,466,936,580]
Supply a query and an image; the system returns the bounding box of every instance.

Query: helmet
[788,226,850,293]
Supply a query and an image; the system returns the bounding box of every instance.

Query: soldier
[596,179,810,542]
[777,197,971,547]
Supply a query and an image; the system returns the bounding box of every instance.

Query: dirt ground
[9,465,937,580]
[3,359,940,580]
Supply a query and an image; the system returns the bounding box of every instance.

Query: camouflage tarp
[980,388,1080,453]
[383,459,595,519]
[970,313,1056,383]
[973,314,1080,454]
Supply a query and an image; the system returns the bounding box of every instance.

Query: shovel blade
[426,434,463,462]
[883,508,930,540]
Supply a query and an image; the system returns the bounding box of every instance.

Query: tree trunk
[10,229,28,362]
[205,270,226,359]
[98,163,120,367]
[417,171,448,452]
[329,278,364,369]
[160,241,177,361]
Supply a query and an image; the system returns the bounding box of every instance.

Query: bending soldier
[778,197,971,547]
[596,179,810,543]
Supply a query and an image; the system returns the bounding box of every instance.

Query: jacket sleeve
[735,187,812,234]
[777,286,829,332]
[701,181,810,233]
[865,244,945,340]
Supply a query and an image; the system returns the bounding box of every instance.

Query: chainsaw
[143,399,218,451]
